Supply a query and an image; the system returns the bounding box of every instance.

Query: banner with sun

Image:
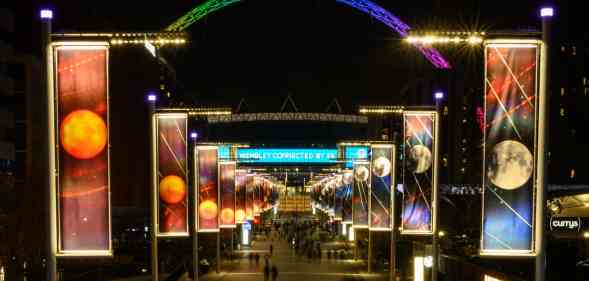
[235,169,247,224]
[219,161,236,228]
[352,161,370,228]
[370,144,395,231]
[196,146,220,232]
[401,111,438,235]
[155,113,189,237]
[53,43,111,256]
[481,41,540,255]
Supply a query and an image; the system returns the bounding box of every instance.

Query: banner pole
[149,104,158,281]
[432,109,440,281]
[42,9,57,281]
[368,230,372,273]
[536,7,552,281]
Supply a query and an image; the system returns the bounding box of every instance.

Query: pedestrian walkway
[199,231,386,281]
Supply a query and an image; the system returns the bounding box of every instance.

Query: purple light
[40,9,53,19]
[147,94,157,102]
[540,7,554,17]
[434,92,445,100]
[190,132,198,139]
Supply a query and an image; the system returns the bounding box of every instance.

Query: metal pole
[390,145,397,281]
[368,230,372,273]
[390,229,396,281]
[216,232,221,273]
[149,103,158,281]
[535,9,552,281]
[42,10,57,281]
[193,231,199,281]
[431,98,442,281]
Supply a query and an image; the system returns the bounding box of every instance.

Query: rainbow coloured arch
[165,0,451,69]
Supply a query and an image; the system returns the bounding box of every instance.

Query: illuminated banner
[245,174,254,220]
[52,43,111,256]
[370,144,395,231]
[342,170,354,224]
[196,146,219,232]
[343,145,370,168]
[219,161,236,228]
[236,148,337,164]
[235,170,247,223]
[481,41,541,255]
[155,113,189,237]
[352,161,370,228]
[401,111,438,235]
[334,175,345,220]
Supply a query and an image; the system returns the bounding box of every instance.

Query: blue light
[344,146,370,168]
[236,148,338,164]
[434,91,444,100]
[218,145,231,159]
[40,9,53,19]
[190,132,198,139]
[540,7,554,17]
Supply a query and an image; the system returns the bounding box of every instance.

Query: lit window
[570,169,576,179]
[560,108,565,117]
[560,88,565,96]
[583,77,587,86]
[561,46,565,52]
[573,46,577,56]
[460,167,466,173]
[462,119,467,123]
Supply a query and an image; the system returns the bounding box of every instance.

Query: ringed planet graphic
[60,109,107,159]
[410,145,432,174]
[355,166,370,181]
[221,208,234,224]
[199,200,218,220]
[373,157,392,177]
[159,175,187,204]
[488,140,533,190]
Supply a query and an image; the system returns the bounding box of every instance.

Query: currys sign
[549,217,581,232]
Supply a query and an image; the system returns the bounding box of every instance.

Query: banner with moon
[196,146,219,232]
[352,161,371,228]
[235,169,247,224]
[370,144,395,231]
[53,44,111,255]
[219,161,236,228]
[342,170,354,224]
[155,113,189,237]
[481,42,539,255]
[401,112,437,235]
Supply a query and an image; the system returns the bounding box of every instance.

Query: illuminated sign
[218,145,231,159]
[550,217,581,232]
[344,146,370,168]
[236,148,337,164]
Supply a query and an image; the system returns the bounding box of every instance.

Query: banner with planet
[401,112,437,235]
[156,113,189,237]
[352,161,370,228]
[219,161,236,228]
[370,144,395,231]
[196,146,219,232]
[481,42,539,255]
[235,169,247,223]
[54,44,111,255]
[245,174,254,220]
[342,170,354,224]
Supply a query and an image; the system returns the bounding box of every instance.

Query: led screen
[196,146,219,232]
[156,113,189,236]
[481,42,539,255]
[401,112,437,234]
[236,148,337,164]
[370,144,394,231]
[219,162,236,228]
[54,44,111,255]
[352,161,370,228]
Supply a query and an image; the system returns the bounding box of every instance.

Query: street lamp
[190,132,198,140]
[40,9,53,19]
[434,91,444,101]
[540,7,554,17]
[147,93,158,103]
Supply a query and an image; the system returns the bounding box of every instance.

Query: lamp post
[40,8,57,281]
[536,6,553,281]
[148,92,158,281]
[432,91,443,281]
[190,131,199,281]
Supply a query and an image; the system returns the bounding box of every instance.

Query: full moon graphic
[410,145,432,174]
[60,109,107,159]
[355,166,369,181]
[159,175,187,204]
[373,157,391,177]
[488,140,533,190]
[199,200,218,220]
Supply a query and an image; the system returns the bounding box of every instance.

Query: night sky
[6,0,585,206]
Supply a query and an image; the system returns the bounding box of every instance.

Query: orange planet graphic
[60,109,107,159]
[235,209,246,222]
[199,200,218,220]
[221,208,234,224]
[159,175,187,204]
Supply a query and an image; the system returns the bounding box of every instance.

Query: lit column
[190,131,198,281]
[148,92,158,281]
[536,6,553,281]
[41,7,56,281]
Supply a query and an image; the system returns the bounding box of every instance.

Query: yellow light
[584,232,589,239]
[438,230,445,237]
